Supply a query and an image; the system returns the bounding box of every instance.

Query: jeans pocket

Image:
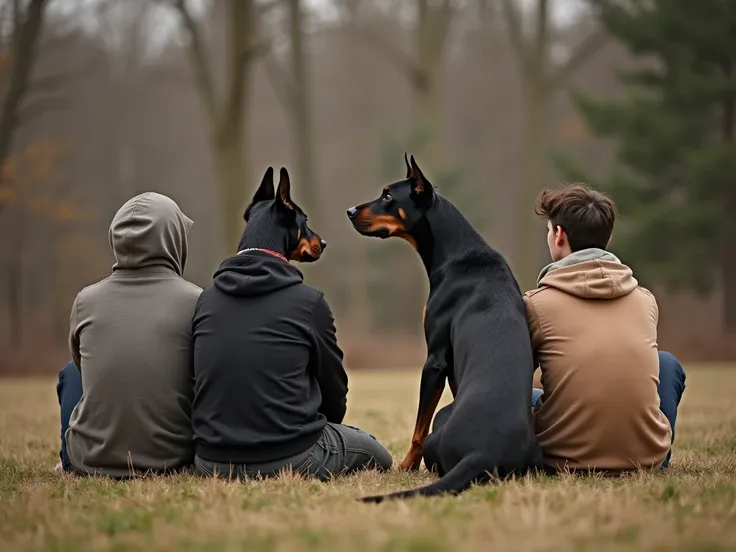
[317,439,339,455]
[339,424,377,441]
[293,451,316,475]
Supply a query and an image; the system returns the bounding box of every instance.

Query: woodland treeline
[0,0,734,373]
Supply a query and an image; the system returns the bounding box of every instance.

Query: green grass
[1,367,735,551]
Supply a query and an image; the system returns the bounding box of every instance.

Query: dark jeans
[194,422,393,481]
[57,361,83,472]
[530,350,687,468]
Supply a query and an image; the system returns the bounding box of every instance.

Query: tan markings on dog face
[310,235,321,251]
[398,208,407,220]
[289,235,323,261]
[355,211,417,249]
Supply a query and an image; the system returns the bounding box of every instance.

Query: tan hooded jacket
[523,248,672,472]
[66,192,202,477]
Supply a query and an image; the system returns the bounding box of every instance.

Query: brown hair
[535,184,616,252]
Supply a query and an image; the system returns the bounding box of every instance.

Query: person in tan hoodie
[523,184,686,473]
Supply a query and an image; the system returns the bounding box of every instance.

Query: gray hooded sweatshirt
[66,192,202,477]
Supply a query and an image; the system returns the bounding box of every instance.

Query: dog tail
[359,455,488,504]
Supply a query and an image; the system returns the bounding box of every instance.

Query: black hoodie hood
[213,251,303,297]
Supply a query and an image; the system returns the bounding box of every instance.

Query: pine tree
[569,0,736,331]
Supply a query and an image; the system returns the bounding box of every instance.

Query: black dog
[347,155,542,502]
[240,166,326,262]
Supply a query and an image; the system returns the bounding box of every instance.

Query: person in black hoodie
[192,167,392,480]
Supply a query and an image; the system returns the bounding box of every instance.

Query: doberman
[241,166,326,262]
[347,154,542,502]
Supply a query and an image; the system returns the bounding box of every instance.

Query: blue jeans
[57,361,83,471]
[531,351,686,468]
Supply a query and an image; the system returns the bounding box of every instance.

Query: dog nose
[320,239,327,251]
[347,207,358,220]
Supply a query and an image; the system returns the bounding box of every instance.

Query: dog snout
[347,207,358,220]
[320,239,327,251]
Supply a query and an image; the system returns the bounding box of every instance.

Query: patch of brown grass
[0,367,735,551]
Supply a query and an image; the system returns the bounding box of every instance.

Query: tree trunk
[345,247,371,335]
[481,1,499,237]
[338,22,372,331]
[723,207,736,332]
[501,0,604,292]
[52,226,71,345]
[0,0,48,193]
[215,138,248,254]
[393,1,446,325]
[722,88,736,331]
[413,79,442,172]
[171,0,256,259]
[8,264,21,349]
[514,80,547,292]
[8,221,25,349]
[413,0,444,173]
[288,0,317,216]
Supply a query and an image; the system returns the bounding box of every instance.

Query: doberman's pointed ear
[244,166,275,220]
[275,167,295,215]
[409,155,434,205]
[404,152,411,179]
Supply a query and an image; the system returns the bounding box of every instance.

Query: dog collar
[237,248,288,262]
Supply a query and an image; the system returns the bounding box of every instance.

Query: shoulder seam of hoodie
[524,293,546,345]
[637,285,655,299]
[636,286,659,321]
[180,279,203,294]
[78,276,113,297]
[308,290,326,337]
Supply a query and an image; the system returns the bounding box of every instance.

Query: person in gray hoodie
[55,192,202,477]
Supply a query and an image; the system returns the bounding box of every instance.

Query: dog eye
[383,194,392,202]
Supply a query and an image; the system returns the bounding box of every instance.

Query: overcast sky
[47,0,587,58]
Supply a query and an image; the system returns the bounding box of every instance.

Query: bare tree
[327,0,458,335]
[0,0,51,198]
[95,0,151,208]
[167,0,265,249]
[344,0,457,172]
[264,0,317,215]
[501,0,606,290]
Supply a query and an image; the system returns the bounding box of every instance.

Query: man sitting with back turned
[191,172,392,480]
[57,192,201,476]
[524,184,686,473]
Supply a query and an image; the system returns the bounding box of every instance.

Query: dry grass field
[1,367,735,552]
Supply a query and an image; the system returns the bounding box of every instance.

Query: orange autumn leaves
[0,139,94,223]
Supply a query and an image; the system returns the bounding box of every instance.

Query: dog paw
[398,458,422,471]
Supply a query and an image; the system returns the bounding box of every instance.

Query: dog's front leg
[399,361,445,471]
